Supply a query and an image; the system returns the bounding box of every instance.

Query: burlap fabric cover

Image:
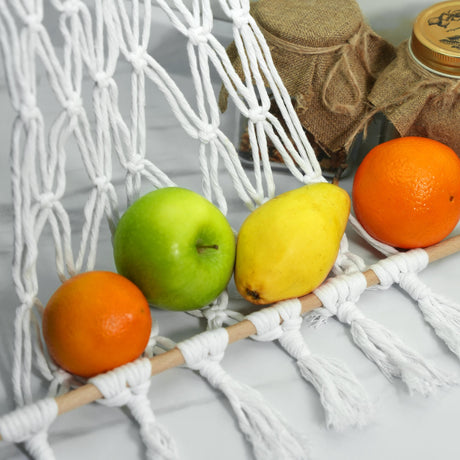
[368,41,460,155]
[220,0,396,173]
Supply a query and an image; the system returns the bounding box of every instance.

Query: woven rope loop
[177,328,229,368]
[0,398,58,444]
[272,300,310,360]
[246,307,283,342]
[371,248,429,289]
[274,299,303,332]
[314,272,368,323]
[90,358,153,407]
[177,329,234,388]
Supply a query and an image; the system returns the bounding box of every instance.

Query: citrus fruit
[42,271,152,378]
[352,136,460,249]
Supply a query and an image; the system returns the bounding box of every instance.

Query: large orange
[352,137,460,249]
[42,271,152,378]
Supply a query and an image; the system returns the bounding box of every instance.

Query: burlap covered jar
[220,0,396,176]
[368,1,460,155]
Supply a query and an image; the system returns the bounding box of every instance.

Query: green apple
[112,187,236,311]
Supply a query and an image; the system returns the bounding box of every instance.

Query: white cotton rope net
[1,0,460,459]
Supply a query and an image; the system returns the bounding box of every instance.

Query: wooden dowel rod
[56,384,102,415]
[426,233,460,263]
[55,348,186,415]
[1,232,460,440]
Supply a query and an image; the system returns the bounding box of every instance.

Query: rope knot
[94,175,111,192]
[36,192,57,209]
[63,92,83,116]
[89,358,152,407]
[336,300,365,324]
[94,71,112,89]
[201,306,229,329]
[188,26,210,46]
[19,104,41,123]
[229,7,251,29]
[371,249,429,289]
[248,106,268,123]
[126,154,146,174]
[19,292,37,308]
[246,307,283,342]
[24,14,43,32]
[198,123,218,144]
[62,0,81,16]
[127,47,148,73]
[314,272,367,323]
[177,328,228,369]
[274,299,303,332]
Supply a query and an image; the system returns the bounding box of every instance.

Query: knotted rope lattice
[0,0,459,459]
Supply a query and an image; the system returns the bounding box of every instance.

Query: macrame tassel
[371,249,460,361]
[90,358,179,460]
[247,302,373,431]
[276,300,373,430]
[177,328,310,460]
[0,398,58,460]
[314,272,454,396]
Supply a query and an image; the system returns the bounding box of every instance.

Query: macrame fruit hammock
[0,0,460,459]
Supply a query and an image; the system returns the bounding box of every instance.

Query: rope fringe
[371,249,460,361]
[90,358,179,460]
[177,328,310,460]
[248,300,374,431]
[404,276,460,360]
[314,272,455,395]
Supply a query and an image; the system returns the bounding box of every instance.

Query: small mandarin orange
[352,136,460,249]
[42,271,152,378]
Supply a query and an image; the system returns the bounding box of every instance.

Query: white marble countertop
[1,1,460,459]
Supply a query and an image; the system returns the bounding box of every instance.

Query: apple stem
[196,244,219,253]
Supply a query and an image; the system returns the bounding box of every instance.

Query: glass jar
[366,1,460,158]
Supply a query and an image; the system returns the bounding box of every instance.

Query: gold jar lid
[410,1,460,77]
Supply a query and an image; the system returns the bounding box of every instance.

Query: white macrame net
[1,0,460,459]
